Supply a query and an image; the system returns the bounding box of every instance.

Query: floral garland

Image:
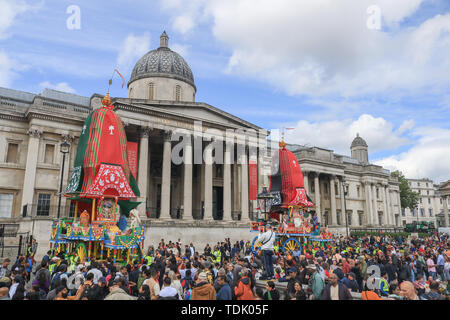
[117,236,137,248]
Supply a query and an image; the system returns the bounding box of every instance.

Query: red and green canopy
[64,96,140,215]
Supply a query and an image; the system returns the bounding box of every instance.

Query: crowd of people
[0,229,449,301]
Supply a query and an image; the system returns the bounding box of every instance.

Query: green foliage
[350,231,429,238]
[391,171,419,210]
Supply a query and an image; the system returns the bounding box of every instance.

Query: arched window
[175,85,181,102]
[148,83,155,100]
[129,87,133,98]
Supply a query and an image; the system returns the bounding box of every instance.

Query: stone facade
[285,134,403,234]
[437,180,450,227]
[401,178,446,227]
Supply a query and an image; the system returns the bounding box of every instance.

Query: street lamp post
[342,177,349,237]
[57,141,70,219]
[257,187,274,223]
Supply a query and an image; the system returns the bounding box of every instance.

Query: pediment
[116,98,262,131]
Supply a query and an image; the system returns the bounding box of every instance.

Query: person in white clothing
[258,224,276,280]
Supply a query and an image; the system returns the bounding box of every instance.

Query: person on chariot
[281,213,289,233]
[293,210,302,229]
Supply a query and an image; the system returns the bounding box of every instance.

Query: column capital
[162,130,173,141]
[139,126,152,138]
[61,133,75,144]
[28,127,43,138]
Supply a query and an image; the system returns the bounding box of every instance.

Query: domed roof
[351,133,368,148]
[128,31,195,89]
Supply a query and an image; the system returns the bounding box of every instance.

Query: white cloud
[0,51,16,87]
[170,43,190,57]
[0,0,36,86]
[374,127,450,183]
[158,0,450,98]
[39,81,76,94]
[0,0,32,39]
[116,33,151,76]
[283,114,411,154]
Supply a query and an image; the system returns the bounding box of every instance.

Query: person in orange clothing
[234,268,254,300]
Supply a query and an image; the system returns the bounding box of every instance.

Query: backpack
[181,277,192,291]
[51,272,62,289]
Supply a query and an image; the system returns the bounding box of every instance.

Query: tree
[391,171,419,210]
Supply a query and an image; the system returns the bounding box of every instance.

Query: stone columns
[352,209,359,226]
[372,184,378,226]
[183,135,193,220]
[21,127,42,210]
[330,175,337,225]
[339,177,346,226]
[303,172,309,194]
[396,191,401,226]
[233,162,240,219]
[364,182,373,226]
[443,196,449,227]
[384,186,391,226]
[313,173,321,224]
[223,142,232,221]
[137,127,151,218]
[382,184,389,226]
[204,142,213,221]
[240,146,249,222]
[160,131,172,220]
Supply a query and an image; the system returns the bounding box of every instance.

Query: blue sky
[1,0,450,182]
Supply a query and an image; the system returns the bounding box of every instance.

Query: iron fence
[23,203,74,219]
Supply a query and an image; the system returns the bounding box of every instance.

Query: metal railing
[23,203,74,219]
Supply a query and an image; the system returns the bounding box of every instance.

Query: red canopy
[85,163,136,199]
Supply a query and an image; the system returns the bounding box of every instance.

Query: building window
[346,211,352,226]
[412,208,417,217]
[6,143,19,163]
[420,198,422,204]
[324,183,328,194]
[429,208,433,216]
[357,186,360,198]
[323,211,329,226]
[336,211,341,225]
[401,208,405,217]
[69,201,76,217]
[44,144,55,164]
[335,184,339,196]
[426,183,428,187]
[427,190,429,195]
[0,194,13,218]
[37,194,51,216]
[376,188,379,199]
[403,220,406,226]
[418,182,420,187]
[420,208,425,217]
[148,83,154,100]
[358,212,363,226]
[175,85,181,102]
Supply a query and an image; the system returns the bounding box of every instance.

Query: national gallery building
[0,32,414,258]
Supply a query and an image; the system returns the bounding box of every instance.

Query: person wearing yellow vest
[379,272,389,296]
[48,257,60,275]
[144,255,152,266]
[213,248,221,264]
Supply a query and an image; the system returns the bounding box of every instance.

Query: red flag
[249,160,258,200]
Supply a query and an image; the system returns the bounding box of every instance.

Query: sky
[1,0,450,183]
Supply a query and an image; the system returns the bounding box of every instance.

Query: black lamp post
[342,177,349,237]
[57,141,70,219]
[257,187,274,222]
